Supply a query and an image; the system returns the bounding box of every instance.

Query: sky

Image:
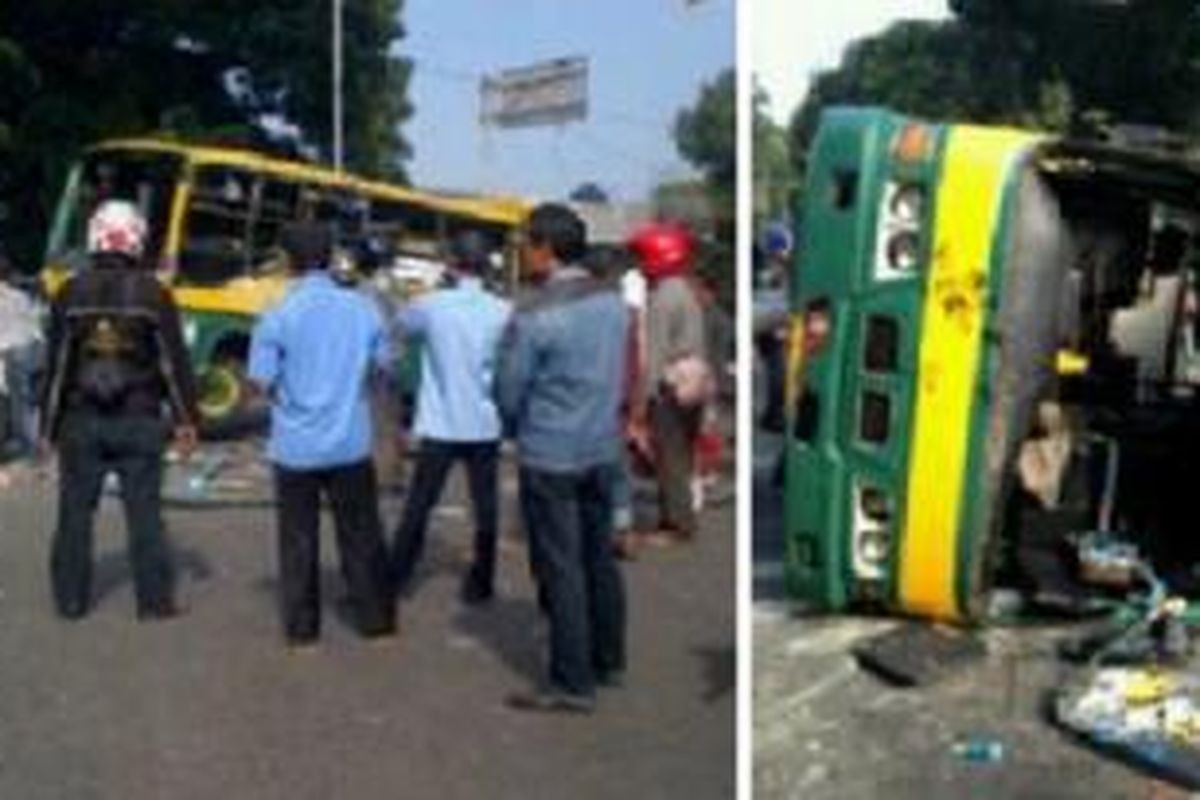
[753,0,950,125]
[403,0,733,203]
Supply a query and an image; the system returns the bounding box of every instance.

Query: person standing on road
[497,203,629,713]
[0,246,44,462]
[582,244,644,562]
[627,221,709,546]
[248,221,396,646]
[390,230,511,605]
[40,200,199,620]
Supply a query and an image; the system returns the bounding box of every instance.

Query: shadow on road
[753,432,787,604]
[93,544,214,607]
[453,596,544,685]
[693,644,735,703]
[250,567,394,636]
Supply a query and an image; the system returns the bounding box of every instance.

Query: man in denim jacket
[496,204,629,713]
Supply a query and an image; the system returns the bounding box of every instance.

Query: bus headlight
[852,483,892,581]
[874,181,925,280]
[885,230,920,272]
[888,184,924,224]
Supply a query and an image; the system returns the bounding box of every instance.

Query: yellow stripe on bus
[898,127,1037,621]
[173,274,290,316]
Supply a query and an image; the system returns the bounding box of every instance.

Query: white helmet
[87,200,148,258]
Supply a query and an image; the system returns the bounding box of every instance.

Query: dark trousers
[519,463,626,698]
[52,411,174,617]
[650,394,703,535]
[392,439,499,593]
[274,460,395,642]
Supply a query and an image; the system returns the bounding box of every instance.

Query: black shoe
[506,689,595,714]
[55,605,88,621]
[595,670,625,689]
[460,578,494,606]
[363,627,399,647]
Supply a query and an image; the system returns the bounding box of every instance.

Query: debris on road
[852,623,987,688]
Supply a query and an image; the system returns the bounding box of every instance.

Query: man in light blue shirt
[248,221,395,645]
[391,230,511,605]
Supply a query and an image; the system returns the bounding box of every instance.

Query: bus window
[45,150,181,271]
[180,166,255,284]
[372,196,438,246]
[830,169,858,210]
[250,179,300,266]
[858,390,891,445]
[863,315,900,373]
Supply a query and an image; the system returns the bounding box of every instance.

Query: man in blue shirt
[391,230,511,605]
[496,204,630,714]
[248,222,395,645]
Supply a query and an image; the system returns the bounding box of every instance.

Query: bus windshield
[45,149,182,271]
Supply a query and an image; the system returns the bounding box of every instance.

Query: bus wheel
[197,359,269,440]
[198,360,245,421]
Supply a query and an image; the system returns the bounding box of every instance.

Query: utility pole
[332,0,344,171]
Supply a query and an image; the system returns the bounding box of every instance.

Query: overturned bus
[785,107,1200,623]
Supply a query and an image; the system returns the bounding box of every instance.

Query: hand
[173,425,199,461]
[627,419,653,461]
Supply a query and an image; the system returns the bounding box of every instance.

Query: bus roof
[88,138,530,227]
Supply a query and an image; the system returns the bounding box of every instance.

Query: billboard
[480,57,589,129]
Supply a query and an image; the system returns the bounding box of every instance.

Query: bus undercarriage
[996,142,1200,607]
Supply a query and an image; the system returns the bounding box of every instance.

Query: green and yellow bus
[785,107,1200,623]
[41,138,529,421]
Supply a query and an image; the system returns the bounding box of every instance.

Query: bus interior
[996,139,1200,606]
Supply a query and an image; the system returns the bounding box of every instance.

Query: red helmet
[627,222,694,280]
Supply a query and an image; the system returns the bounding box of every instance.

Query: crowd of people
[2,198,729,715]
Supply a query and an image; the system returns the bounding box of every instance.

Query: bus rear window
[864,315,899,372]
[830,169,858,210]
[859,391,891,444]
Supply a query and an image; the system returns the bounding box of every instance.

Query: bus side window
[864,315,899,372]
[252,179,300,266]
[830,169,858,210]
[859,391,891,445]
[180,166,255,285]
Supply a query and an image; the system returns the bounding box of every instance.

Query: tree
[0,1,412,268]
[952,0,1200,132]
[788,18,1056,174]
[787,2,1200,174]
[674,68,735,243]
[753,83,796,227]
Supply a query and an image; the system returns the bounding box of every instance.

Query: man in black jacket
[40,200,199,620]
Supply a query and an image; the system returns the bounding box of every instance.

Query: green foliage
[788,19,1046,173]
[753,83,796,227]
[953,0,1200,132]
[788,1,1200,174]
[0,1,412,270]
[674,68,736,244]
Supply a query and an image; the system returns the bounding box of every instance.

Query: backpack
[69,272,156,410]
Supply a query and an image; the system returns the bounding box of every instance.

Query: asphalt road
[752,430,1184,800]
[0,450,734,800]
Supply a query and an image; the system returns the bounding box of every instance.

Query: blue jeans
[611,448,634,531]
[519,462,626,697]
[3,341,40,458]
